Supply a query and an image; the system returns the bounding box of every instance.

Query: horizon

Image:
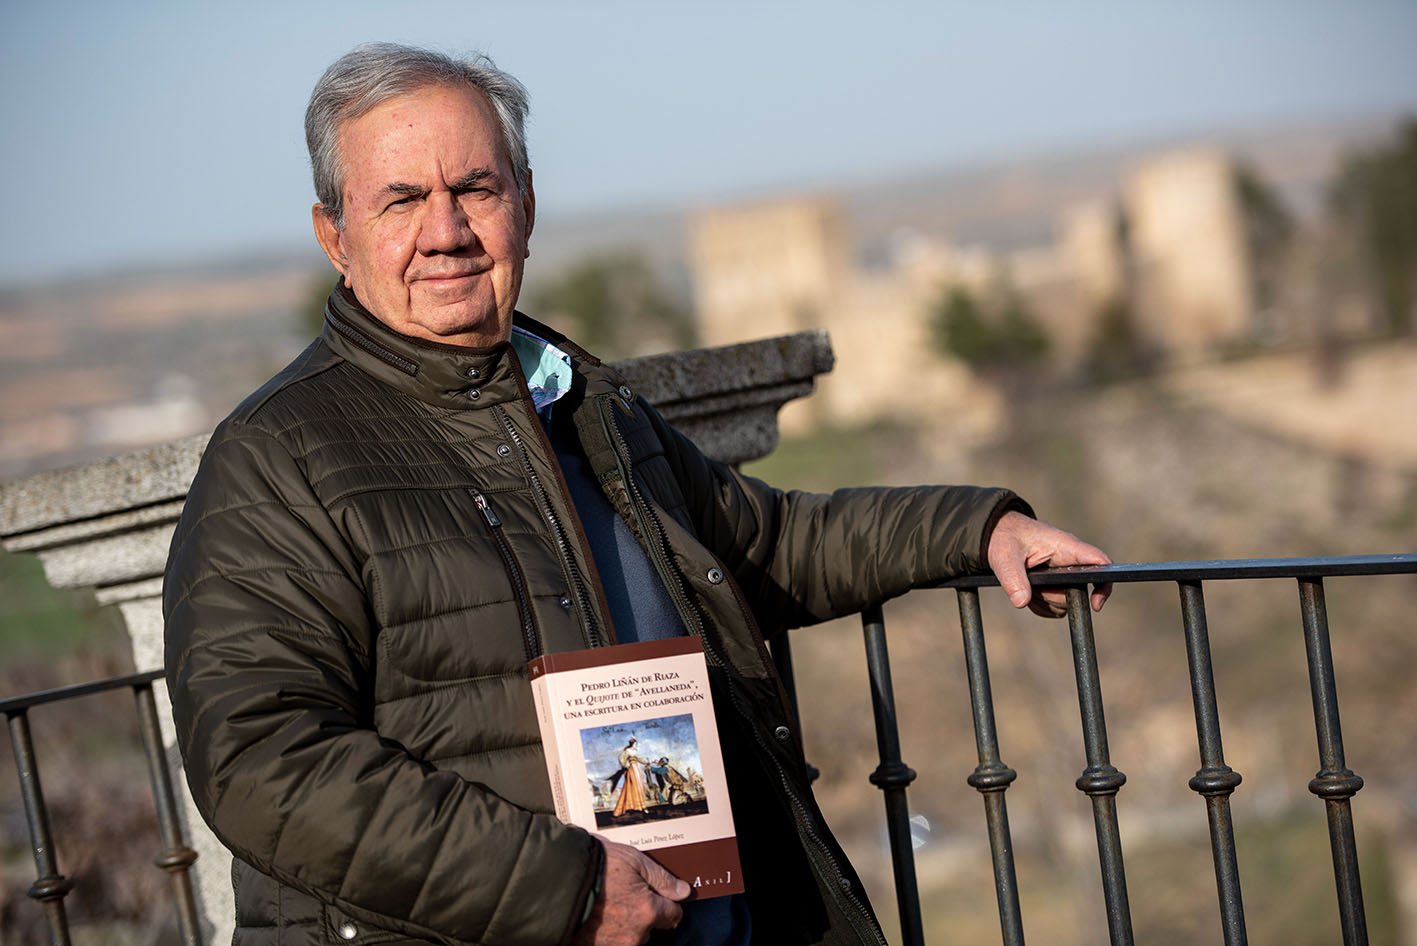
[0,106,1405,296]
[3,1,1415,287]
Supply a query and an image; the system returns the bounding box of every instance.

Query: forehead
[337,83,507,187]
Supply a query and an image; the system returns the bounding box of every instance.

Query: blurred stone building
[689,198,1003,436]
[1123,149,1260,358]
[689,148,1289,432]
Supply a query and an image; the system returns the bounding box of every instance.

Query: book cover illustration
[582,713,709,827]
[529,636,743,897]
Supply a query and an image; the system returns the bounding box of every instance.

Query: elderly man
[164,43,1109,946]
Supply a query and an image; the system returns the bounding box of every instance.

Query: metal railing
[1,668,202,946]
[2,553,1414,946]
[826,553,1417,946]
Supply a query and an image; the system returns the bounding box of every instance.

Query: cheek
[475,206,527,256]
[489,225,529,272]
[361,235,416,286]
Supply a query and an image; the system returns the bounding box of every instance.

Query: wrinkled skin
[987,510,1112,616]
[572,840,689,946]
[312,83,534,349]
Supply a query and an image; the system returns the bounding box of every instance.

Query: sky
[1,0,1415,286]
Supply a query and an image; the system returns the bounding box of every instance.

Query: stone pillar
[1,435,231,944]
[0,331,833,943]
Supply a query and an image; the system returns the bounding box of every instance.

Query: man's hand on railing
[987,511,1112,617]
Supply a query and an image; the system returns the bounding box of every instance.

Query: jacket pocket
[474,490,541,661]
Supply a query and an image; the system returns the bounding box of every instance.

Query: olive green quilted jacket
[163,284,1025,946]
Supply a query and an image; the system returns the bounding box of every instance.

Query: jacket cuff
[581,842,605,925]
[978,492,1036,567]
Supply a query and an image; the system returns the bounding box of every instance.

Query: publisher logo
[692,869,733,889]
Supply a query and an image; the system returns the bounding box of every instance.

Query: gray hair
[306,43,530,227]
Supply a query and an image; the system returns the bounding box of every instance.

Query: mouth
[411,263,492,285]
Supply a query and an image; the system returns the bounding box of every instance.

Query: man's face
[313,83,534,348]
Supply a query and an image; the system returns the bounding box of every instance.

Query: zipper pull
[473,491,502,527]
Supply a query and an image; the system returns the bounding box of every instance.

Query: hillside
[744,345,1417,945]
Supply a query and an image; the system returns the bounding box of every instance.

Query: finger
[638,854,690,901]
[1091,582,1113,612]
[992,554,1033,609]
[1057,537,1111,568]
[650,896,685,931]
[1030,588,1067,618]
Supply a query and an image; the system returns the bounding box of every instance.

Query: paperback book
[528,635,744,898]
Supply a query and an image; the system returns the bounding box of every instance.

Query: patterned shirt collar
[509,325,573,415]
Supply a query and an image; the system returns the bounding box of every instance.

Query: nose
[416,192,474,255]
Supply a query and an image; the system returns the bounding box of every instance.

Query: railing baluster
[133,683,203,946]
[6,709,75,946]
[956,588,1025,946]
[768,633,818,782]
[1178,581,1248,945]
[769,631,800,713]
[1298,577,1368,946]
[860,604,924,946]
[1064,586,1134,946]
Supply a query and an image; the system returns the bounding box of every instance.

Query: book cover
[529,636,744,898]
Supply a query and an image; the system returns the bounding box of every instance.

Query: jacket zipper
[597,399,707,639]
[473,491,540,662]
[493,403,607,648]
[599,399,887,946]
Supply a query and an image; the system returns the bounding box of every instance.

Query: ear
[521,171,536,259]
[312,204,352,286]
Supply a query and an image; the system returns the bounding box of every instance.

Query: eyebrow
[450,168,496,190]
[380,168,498,202]
[383,182,428,200]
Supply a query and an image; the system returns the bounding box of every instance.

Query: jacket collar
[319,282,619,410]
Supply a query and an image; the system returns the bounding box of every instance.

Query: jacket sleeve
[163,422,599,946]
[642,403,1030,631]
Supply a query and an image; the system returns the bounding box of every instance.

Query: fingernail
[1010,591,1029,607]
[676,881,691,897]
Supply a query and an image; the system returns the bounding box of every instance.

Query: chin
[414,305,508,346]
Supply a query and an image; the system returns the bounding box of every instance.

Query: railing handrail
[943,553,1417,587]
[4,556,1409,715]
[0,668,164,716]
